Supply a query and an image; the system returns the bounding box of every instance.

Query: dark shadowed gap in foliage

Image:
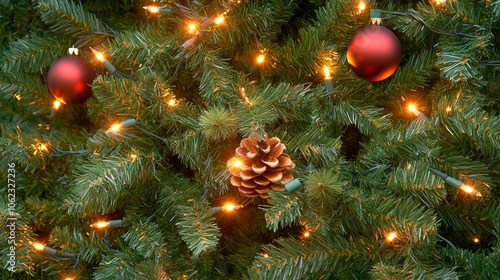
[275,0,319,45]
[437,227,496,253]
[340,124,366,161]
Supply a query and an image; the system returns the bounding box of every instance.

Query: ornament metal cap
[370,9,382,25]
[285,178,303,192]
[68,46,79,55]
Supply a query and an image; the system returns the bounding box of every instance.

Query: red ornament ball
[47,55,96,104]
[347,25,401,82]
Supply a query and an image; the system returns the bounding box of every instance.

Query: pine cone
[228,134,295,198]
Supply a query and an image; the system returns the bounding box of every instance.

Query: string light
[106,119,138,134]
[229,157,243,168]
[430,168,482,197]
[53,100,61,110]
[223,203,237,211]
[214,15,225,25]
[379,231,398,252]
[90,47,134,80]
[33,242,45,251]
[32,141,50,155]
[64,277,75,280]
[91,219,124,229]
[386,231,397,242]
[32,242,77,258]
[168,98,177,107]
[459,184,482,196]
[255,54,266,65]
[472,236,480,244]
[211,202,243,213]
[303,231,311,238]
[143,5,160,14]
[446,106,452,112]
[187,22,198,34]
[14,94,21,100]
[263,253,270,258]
[358,1,366,12]
[323,65,334,94]
[407,103,429,120]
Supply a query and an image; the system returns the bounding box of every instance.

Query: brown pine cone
[228,134,295,198]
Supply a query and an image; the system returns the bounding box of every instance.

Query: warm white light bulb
[323,65,331,79]
[33,243,45,251]
[256,54,265,64]
[358,1,366,12]
[107,123,122,134]
[144,5,160,13]
[386,232,397,242]
[214,15,225,25]
[231,158,242,168]
[53,100,61,110]
[92,221,110,228]
[223,203,236,211]
[459,184,482,197]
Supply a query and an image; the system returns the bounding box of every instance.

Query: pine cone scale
[229,134,295,198]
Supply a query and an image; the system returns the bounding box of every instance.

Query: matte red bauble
[47,55,96,104]
[347,25,401,82]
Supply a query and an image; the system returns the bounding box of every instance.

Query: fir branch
[122,219,165,259]
[260,191,302,232]
[280,125,342,168]
[67,152,156,216]
[175,202,221,257]
[198,52,240,106]
[36,0,106,38]
[199,107,239,142]
[329,101,393,136]
[387,160,447,208]
[247,236,370,280]
[1,36,69,74]
[304,168,344,207]
[108,27,178,72]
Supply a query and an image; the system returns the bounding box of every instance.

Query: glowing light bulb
[408,104,417,114]
[94,52,105,62]
[168,99,176,107]
[323,65,332,79]
[386,231,397,242]
[64,277,75,280]
[446,106,452,112]
[144,5,160,13]
[303,231,310,238]
[53,100,61,110]
[472,237,480,244]
[14,94,21,100]
[231,157,242,168]
[223,203,236,211]
[358,1,366,12]
[33,243,45,251]
[107,123,122,134]
[263,253,270,258]
[214,15,225,25]
[256,54,265,64]
[459,184,482,197]
[92,221,110,229]
[187,22,198,34]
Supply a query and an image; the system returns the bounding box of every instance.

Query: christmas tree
[1,0,499,279]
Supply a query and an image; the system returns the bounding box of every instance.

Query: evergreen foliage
[0,0,499,279]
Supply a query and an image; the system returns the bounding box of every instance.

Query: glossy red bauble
[347,25,401,82]
[47,55,96,104]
